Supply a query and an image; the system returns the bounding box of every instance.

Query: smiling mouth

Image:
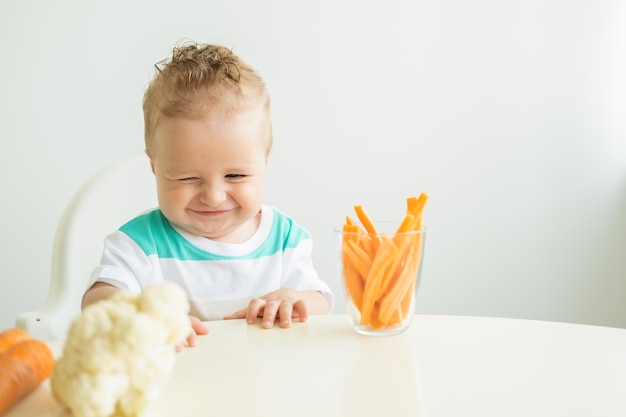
[190,209,228,217]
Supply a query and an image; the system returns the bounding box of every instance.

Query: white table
[6,314,626,417]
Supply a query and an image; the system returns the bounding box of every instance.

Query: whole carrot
[0,339,55,415]
[0,328,30,354]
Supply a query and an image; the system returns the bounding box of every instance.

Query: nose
[198,180,227,207]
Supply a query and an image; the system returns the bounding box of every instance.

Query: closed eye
[225,174,246,179]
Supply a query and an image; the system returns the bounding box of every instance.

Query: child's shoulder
[119,207,164,231]
[263,205,294,229]
[263,205,310,240]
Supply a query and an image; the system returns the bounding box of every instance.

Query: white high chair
[15,155,157,341]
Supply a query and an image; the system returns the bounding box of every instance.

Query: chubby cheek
[235,181,265,209]
[156,181,193,213]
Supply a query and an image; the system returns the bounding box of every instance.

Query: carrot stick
[377,193,428,325]
[342,261,364,312]
[379,242,411,297]
[370,197,417,325]
[368,304,386,330]
[0,328,30,355]
[378,232,423,324]
[359,237,398,325]
[341,244,367,311]
[395,213,416,235]
[0,339,55,415]
[341,223,366,311]
[354,205,377,235]
[354,205,381,254]
[383,261,420,327]
[382,213,416,295]
[344,242,372,282]
[344,215,377,261]
[345,215,356,226]
[400,277,418,317]
[407,193,428,219]
[385,305,403,327]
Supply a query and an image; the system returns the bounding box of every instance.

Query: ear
[145,149,156,175]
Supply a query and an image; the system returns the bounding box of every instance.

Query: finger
[278,301,293,328]
[261,299,281,329]
[292,300,309,323]
[246,298,266,324]
[224,309,246,320]
[186,332,198,347]
[190,316,210,335]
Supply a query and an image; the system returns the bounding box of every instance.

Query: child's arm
[224,288,330,329]
[82,282,209,346]
[82,282,120,309]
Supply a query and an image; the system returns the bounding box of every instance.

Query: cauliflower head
[51,281,191,417]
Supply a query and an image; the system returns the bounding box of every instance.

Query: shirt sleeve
[87,230,160,294]
[280,237,334,311]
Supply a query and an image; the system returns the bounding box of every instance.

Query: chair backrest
[16,155,157,341]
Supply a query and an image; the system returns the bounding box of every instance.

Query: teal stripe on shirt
[119,209,310,261]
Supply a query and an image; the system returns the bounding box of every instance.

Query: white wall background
[1,0,625,330]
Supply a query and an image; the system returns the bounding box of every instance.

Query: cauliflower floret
[51,281,191,417]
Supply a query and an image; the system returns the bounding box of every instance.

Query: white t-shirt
[88,205,333,320]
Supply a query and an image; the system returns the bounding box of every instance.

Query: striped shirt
[88,205,333,320]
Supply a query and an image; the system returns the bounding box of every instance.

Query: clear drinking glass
[334,222,426,336]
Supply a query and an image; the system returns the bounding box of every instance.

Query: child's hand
[224,289,309,329]
[177,316,210,351]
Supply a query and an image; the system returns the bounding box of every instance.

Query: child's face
[148,104,270,242]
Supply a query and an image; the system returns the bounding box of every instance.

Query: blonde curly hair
[143,42,271,152]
